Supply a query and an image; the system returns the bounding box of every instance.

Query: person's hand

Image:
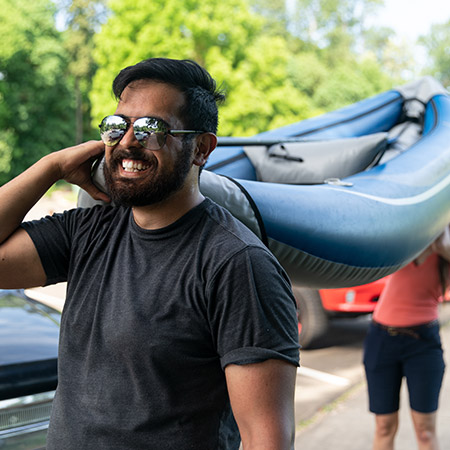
[431,224,450,262]
[50,140,110,203]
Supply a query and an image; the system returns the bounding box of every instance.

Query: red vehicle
[293,277,389,348]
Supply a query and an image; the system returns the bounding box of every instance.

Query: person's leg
[373,412,399,450]
[364,323,403,450]
[404,323,445,450]
[410,410,439,450]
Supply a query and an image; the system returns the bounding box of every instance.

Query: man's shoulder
[202,199,266,249]
[32,204,130,238]
[198,199,283,274]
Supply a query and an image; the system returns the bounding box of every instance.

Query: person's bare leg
[373,412,399,450]
[411,410,439,450]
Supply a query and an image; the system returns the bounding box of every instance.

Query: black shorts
[363,321,445,414]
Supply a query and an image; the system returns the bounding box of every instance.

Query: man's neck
[131,190,205,230]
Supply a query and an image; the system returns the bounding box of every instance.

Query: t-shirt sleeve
[206,246,300,369]
[20,211,77,285]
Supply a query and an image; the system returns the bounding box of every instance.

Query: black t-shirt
[22,199,299,450]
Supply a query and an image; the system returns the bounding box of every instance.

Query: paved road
[294,315,370,424]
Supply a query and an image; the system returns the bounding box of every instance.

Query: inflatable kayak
[78,77,450,288]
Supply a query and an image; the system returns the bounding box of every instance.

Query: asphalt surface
[294,315,370,425]
[294,302,450,449]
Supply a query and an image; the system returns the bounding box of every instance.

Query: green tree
[286,0,383,52]
[286,52,328,98]
[419,20,450,88]
[312,58,391,111]
[219,35,317,135]
[251,0,291,35]
[91,0,399,137]
[362,25,419,82]
[56,0,107,143]
[246,0,394,113]
[91,0,320,136]
[363,25,393,62]
[0,0,75,184]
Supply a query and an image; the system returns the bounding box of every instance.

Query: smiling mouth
[121,158,151,173]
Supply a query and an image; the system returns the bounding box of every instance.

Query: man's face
[103,80,195,207]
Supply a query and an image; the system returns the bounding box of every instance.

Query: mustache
[110,147,155,164]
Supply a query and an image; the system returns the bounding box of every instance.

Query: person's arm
[0,140,109,289]
[225,359,297,449]
[431,224,450,262]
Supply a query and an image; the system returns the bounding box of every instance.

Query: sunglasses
[99,115,205,150]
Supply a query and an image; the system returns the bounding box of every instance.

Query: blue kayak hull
[204,79,450,287]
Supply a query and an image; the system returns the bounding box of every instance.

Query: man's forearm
[0,154,60,244]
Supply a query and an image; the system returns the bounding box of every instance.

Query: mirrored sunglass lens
[100,116,127,146]
[134,117,167,149]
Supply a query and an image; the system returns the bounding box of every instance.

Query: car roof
[0,289,60,366]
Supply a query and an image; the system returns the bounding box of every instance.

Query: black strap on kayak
[388,97,428,146]
[222,175,269,247]
[398,97,427,127]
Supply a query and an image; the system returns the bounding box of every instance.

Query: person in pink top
[364,224,450,450]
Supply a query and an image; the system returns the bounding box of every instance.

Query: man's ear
[193,133,217,167]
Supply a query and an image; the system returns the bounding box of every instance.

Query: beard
[103,141,193,207]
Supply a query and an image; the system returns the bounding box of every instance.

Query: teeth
[122,159,149,172]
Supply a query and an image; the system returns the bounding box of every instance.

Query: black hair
[112,58,225,133]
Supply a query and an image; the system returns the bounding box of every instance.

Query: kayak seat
[243,132,388,184]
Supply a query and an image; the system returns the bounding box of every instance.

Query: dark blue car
[0,289,60,449]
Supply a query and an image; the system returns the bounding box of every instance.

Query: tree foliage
[56,0,107,143]
[91,0,393,136]
[0,0,75,184]
[419,20,450,88]
[285,0,383,51]
[91,0,270,135]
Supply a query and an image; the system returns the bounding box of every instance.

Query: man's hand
[431,224,450,262]
[50,140,110,203]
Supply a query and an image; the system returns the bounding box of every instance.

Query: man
[0,58,299,449]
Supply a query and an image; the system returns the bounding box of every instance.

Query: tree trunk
[75,77,83,144]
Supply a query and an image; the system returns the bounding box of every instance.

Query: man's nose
[119,126,140,148]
